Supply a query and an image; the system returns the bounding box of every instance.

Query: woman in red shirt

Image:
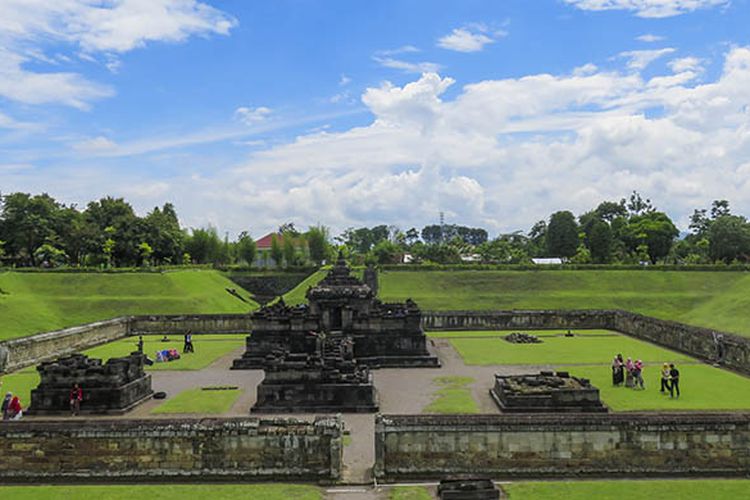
[69,384,83,416]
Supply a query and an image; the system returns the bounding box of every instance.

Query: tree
[625,191,654,216]
[622,212,679,264]
[0,192,65,266]
[34,243,67,267]
[527,220,547,257]
[306,226,330,266]
[588,220,613,264]
[708,215,750,263]
[185,227,223,264]
[546,211,579,258]
[371,239,401,264]
[282,233,297,266]
[405,228,420,246]
[137,242,153,267]
[270,234,283,267]
[236,232,257,266]
[595,200,627,223]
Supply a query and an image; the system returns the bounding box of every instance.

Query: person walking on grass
[660,363,670,393]
[633,359,645,389]
[183,331,194,354]
[69,383,83,416]
[669,363,680,398]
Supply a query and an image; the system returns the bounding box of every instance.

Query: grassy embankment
[377,270,750,337]
[0,270,256,342]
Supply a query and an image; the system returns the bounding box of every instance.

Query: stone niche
[233,254,439,369]
[490,371,607,413]
[252,335,379,413]
[28,352,153,415]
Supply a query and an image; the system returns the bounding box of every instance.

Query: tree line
[1,191,748,268]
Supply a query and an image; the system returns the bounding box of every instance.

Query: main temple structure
[232,254,439,369]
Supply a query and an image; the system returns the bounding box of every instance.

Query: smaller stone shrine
[438,478,501,500]
[251,333,379,413]
[504,332,542,344]
[28,352,153,415]
[490,371,607,413]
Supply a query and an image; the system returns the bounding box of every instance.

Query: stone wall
[0,318,128,373]
[129,314,252,335]
[374,413,750,480]
[422,310,750,375]
[0,416,342,482]
[422,310,613,331]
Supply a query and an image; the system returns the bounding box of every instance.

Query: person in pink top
[633,359,645,389]
[625,357,635,388]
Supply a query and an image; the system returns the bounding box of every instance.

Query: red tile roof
[255,232,283,249]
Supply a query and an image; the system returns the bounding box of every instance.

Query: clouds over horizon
[564,0,729,18]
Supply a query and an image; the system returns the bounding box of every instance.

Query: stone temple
[490,371,607,413]
[28,352,153,415]
[232,254,439,369]
[251,333,379,413]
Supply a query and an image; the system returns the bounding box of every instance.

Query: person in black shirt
[669,363,680,398]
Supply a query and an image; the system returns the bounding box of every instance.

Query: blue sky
[1,0,750,238]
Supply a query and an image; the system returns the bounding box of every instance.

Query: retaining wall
[0,416,342,482]
[374,413,750,480]
[0,318,129,373]
[129,313,252,335]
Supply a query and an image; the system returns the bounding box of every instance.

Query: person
[8,395,22,420]
[625,357,635,388]
[183,331,194,354]
[660,363,670,393]
[1,392,12,420]
[633,359,645,389]
[69,383,83,416]
[611,356,623,386]
[669,363,680,398]
[136,335,144,354]
[161,335,169,342]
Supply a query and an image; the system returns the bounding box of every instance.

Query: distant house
[255,232,308,268]
[531,257,564,265]
[460,253,482,263]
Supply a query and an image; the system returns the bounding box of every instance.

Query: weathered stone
[438,478,501,499]
[28,352,152,415]
[490,371,607,413]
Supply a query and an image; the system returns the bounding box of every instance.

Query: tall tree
[270,234,283,267]
[546,211,579,258]
[306,225,330,266]
[622,212,679,264]
[708,215,750,263]
[236,231,257,266]
[588,220,613,264]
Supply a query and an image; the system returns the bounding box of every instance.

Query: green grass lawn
[151,387,243,414]
[502,480,750,499]
[0,366,38,411]
[389,485,433,500]
[563,364,750,411]
[378,270,750,336]
[0,484,321,500]
[84,334,246,371]
[423,376,480,414]
[443,330,693,366]
[0,270,256,342]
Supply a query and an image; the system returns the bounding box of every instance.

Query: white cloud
[373,56,442,74]
[376,45,420,56]
[437,25,505,53]
[669,56,704,73]
[0,0,236,108]
[339,74,352,86]
[73,136,118,152]
[234,106,272,125]
[619,48,676,71]
[637,34,665,42]
[564,0,729,17]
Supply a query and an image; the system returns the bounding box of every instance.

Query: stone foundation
[0,416,343,482]
[374,413,750,480]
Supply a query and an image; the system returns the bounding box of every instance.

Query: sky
[1,0,750,238]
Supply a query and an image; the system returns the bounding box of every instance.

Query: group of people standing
[611,354,681,397]
[1,392,23,420]
[611,354,645,389]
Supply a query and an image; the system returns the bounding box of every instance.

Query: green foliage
[437,330,692,366]
[306,225,330,265]
[708,215,750,263]
[587,220,613,263]
[270,234,283,267]
[34,243,67,267]
[236,231,257,266]
[137,242,153,266]
[379,269,750,336]
[0,485,322,500]
[152,387,242,414]
[372,239,401,264]
[502,480,750,500]
[85,335,246,371]
[389,486,434,500]
[546,211,579,258]
[0,271,256,342]
[622,211,679,263]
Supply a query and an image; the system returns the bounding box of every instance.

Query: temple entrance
[331,307,343,330]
